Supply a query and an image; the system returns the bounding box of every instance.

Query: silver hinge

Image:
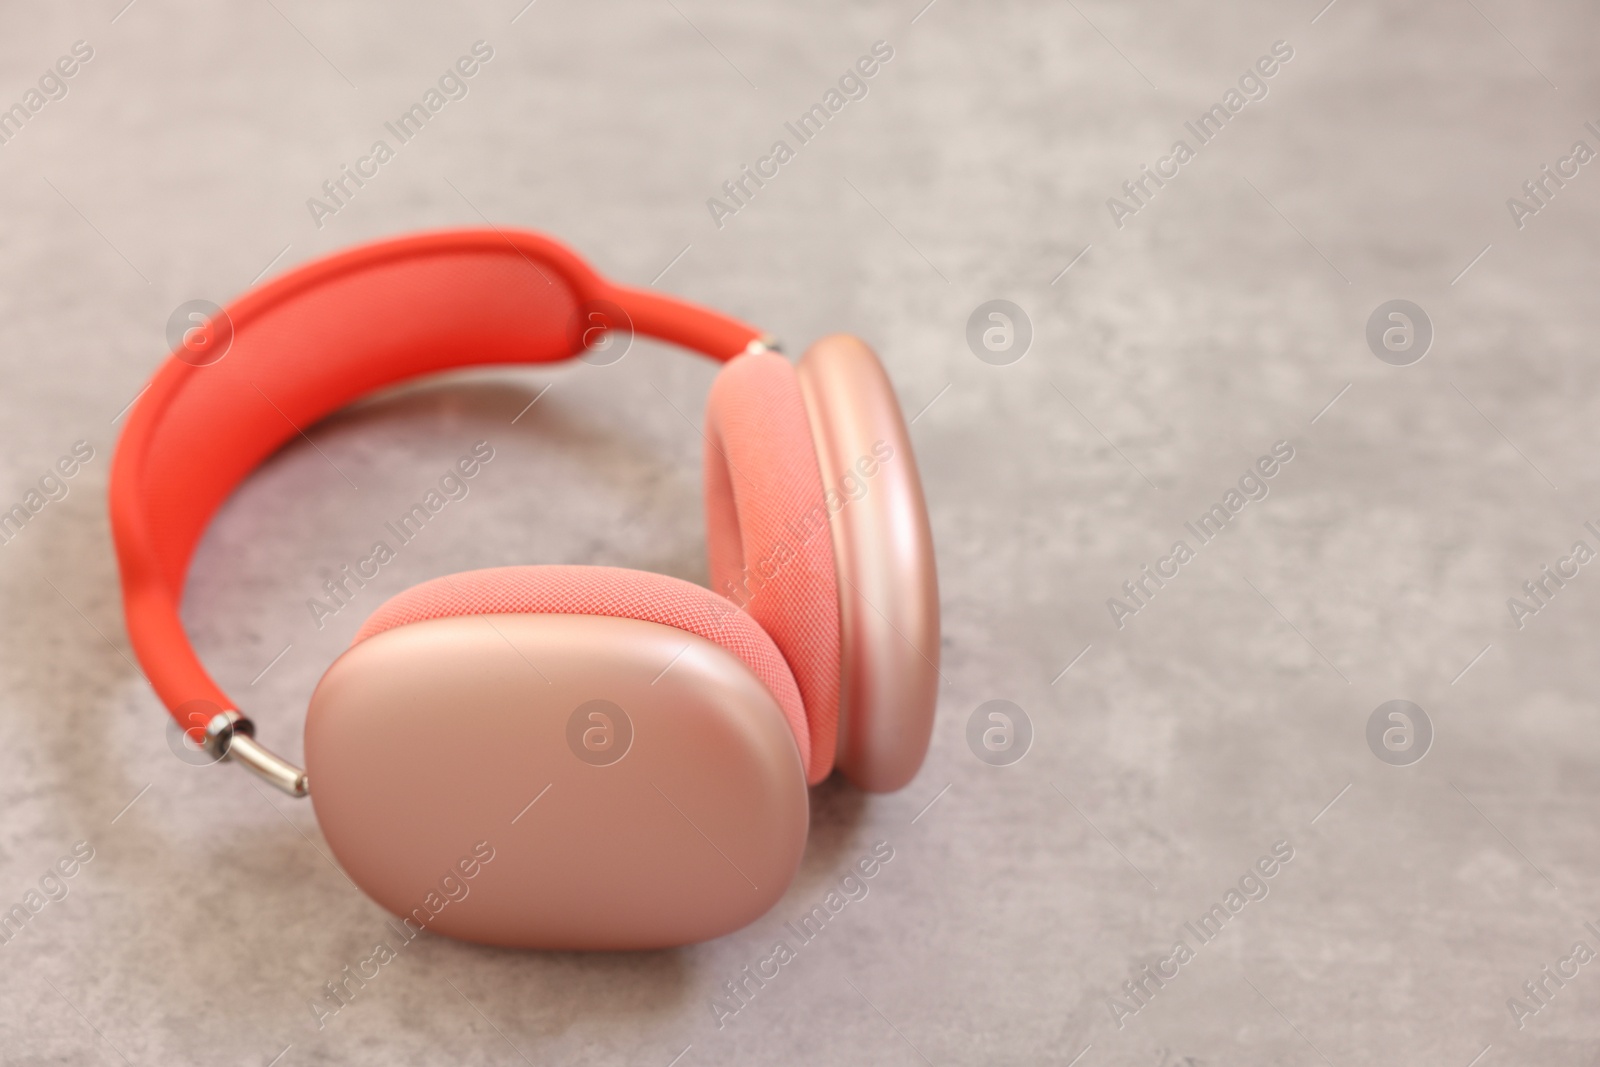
[205,711,309,797]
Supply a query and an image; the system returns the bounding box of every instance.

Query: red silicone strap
[110,227,765,727]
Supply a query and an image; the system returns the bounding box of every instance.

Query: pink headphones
[110,229,939,949]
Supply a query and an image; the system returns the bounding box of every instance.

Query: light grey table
[1,1,1596,1063]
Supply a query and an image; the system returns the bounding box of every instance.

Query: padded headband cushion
[703,352,840,784]
[353,564,810,769]
[138,253,576,595]
[111,229,769,722]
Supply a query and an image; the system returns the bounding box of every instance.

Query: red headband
[111,228,767,748]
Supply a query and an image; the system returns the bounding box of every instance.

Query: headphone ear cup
[793,336,939,793]
[308,565,811,949]
[703,352,842,784]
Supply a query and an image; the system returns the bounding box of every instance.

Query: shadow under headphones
[110,229,940,950]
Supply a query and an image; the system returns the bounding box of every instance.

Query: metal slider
[205,711,309,798]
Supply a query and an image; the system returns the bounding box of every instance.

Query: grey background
[0,0,1596,1063]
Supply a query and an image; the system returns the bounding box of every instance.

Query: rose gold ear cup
[796,335,940,792]
[305,612,809,950]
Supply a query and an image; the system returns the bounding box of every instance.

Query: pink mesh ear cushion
[703,353,841,784]
[353,565,810,769]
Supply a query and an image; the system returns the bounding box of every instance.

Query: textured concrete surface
[1,1,1598,1064]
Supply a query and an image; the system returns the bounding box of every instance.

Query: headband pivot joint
[205,711,310,797]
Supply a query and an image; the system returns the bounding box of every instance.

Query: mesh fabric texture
[703,352,840,783]
[353,564,810,767]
